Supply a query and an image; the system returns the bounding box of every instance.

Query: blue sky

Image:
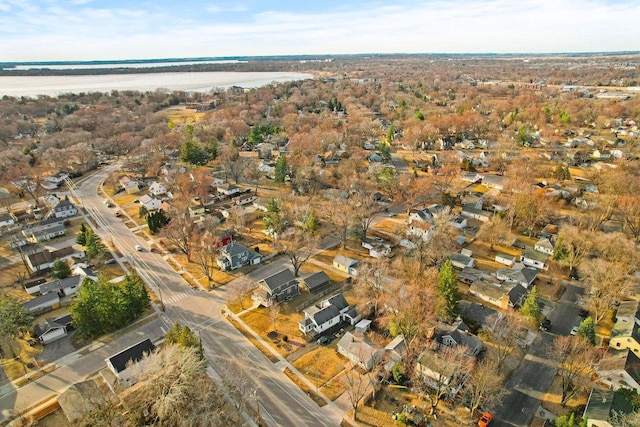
[1,0,639,61]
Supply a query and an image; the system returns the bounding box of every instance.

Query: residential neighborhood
[1,52,640,427]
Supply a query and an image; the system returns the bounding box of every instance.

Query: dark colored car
[578,309,589,318]
[539,319,551,332]
[318,336,330,345]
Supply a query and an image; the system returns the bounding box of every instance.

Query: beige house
[609,301,640,356]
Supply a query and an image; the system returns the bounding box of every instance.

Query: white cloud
[2,0,640,61]
[206,4,248,13]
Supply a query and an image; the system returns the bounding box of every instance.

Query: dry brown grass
[227,291,255,314]
[240,307,305,357]
[99,261,126,281]
[227,317,279,363]
[283,367,327,407]
[292,347,347,388]
[321,370,349,401]
[166,108,207,124]
[0,263,30,294]
[540,374,588,417]
[299,262,349,283]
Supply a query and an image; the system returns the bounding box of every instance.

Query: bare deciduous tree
[581,259,629,323]
[463,358,506,414]
[483,312,527,369]
[549,336,600,406]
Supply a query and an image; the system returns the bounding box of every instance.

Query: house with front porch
[299,293,352,335]
[52,198,78,218]
[216,242,261,271]
[252,268,299,306]
[337,331,383,371]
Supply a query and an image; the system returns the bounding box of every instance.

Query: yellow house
[609,301,640,356]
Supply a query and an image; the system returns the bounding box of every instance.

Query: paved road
[493,334,556,427]
[72,166,344,426]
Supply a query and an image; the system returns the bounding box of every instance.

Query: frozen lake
[0,71,313,98]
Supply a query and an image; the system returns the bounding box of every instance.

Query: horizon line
[2,51,640,65]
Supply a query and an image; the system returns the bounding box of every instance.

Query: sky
[1,0,639,62]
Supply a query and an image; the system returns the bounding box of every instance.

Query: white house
[407,222,434,242]
[53,199,78,218]
[534,237,555,255]
[299,294,351,335]
[217,183,241,197]
[148,181,167,196]
[106,339,156,381]
[34,314,73,344]
[449,216,467,230]
[361,239,392,258]
[44,172,69,184]
[337,332,383,371]
[450,253,475,270]
[597,350,640,393]
[138,194,161,212]
[522,249,548,270]
[118,176,140,194]
[495,252,516,267]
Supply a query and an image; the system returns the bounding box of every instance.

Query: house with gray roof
[534,237,555,255]
[299,293,351,335]
[597,349,640,393]
[34,314,73,344]
[301,271,331,293]
[434,320,484,357]
[450,253,475,269]
[609,301,640,355]
[469,277,528,310]
[52,198,77,219]
[583,388,634,427]
[253,268,299,306]
[337,331,383,371]
[216,242,261,271]
[23,292,60,314]
[333,254,358,275]
[496,265,538,289]
[39,275,84,297]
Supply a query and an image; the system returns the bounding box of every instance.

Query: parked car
[512,241,526,249]
[388,212,398,218]
[135,245,143,252]
[114,211,122,217]
[478,412,493,427]
[318,336,330,345]
[570,326,579,336]
[578,309,589,318]
[105,258,117,265]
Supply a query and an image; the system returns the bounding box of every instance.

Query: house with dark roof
[434,320,484,357]
[415,346,467,397]
[52,198,78,219]
[469,277,528,310]
[253,268,299,306]
[26,246,83,272]
[39,275,84,297]
[0,212,16,228]
[106,338,156,379]
[301,271,331,293]
[299,293,351,335]
[461,204,491,222]
[597,349,640,393]
[609,301,640,355]
[450,253,475,269]
[583,388,634,427]
[34,314,73,344]
[216,242,261,271]
[496,265,538,289]
[23,292,60,314]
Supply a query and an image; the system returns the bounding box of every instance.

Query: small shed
[355,319,372,334]
[302,271,331,293]
[495,252,516,267]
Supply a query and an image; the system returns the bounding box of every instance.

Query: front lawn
[240,307,304,357]
[292,346,347,389]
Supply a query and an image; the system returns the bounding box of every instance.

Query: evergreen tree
[51,259,71,279]
[437,259,460,322]
[274,156,288,183]
[248,125,264,145]
[263,198,285,241]
[138,205,148,219]
[84,229,106,261]
[179,139,207,166]
[206,139,218,161]
[70,274,149,339]
[76,223,88,246]
[166,322,204,359]
[577,317,596,345]
[520,286,542,322]
[147,210,170,234]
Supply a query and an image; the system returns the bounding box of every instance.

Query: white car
[570,326,579,336]
[135,245,143,252]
